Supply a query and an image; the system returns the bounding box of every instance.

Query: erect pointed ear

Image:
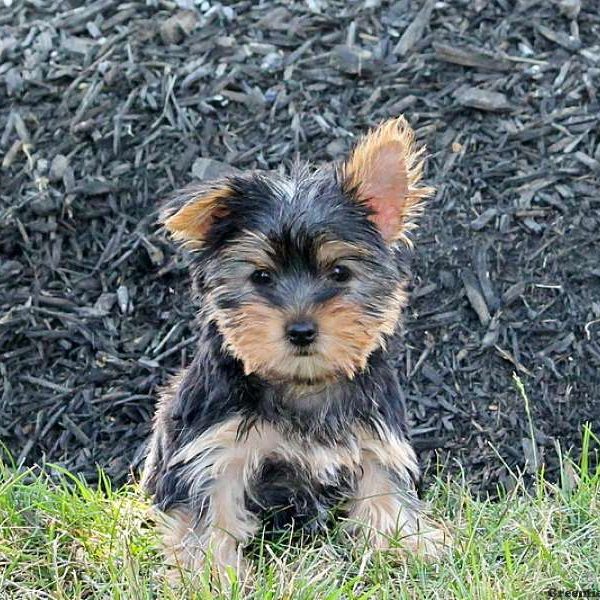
[340,117,434,246]
[160,183,232,246]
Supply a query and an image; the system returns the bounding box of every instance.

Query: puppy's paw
[162,533,254,591]
[398,518,453,561]
[348,517,452,563]
[209,541,255,588]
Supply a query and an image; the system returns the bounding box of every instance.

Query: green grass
[1,426,598,600]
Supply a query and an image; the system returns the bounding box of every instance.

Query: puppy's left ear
[340,117,434,246]
[160,183,232,246]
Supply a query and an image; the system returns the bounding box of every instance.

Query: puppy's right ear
[160,184,232,245]
[340,117,433,247]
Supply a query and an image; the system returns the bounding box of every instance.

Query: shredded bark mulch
[1,0,599,493]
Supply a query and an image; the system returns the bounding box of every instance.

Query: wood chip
[394,0,435,56]
[433,42,511,71]
[453,86,512,111]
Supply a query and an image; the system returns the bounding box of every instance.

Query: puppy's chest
[245,441,361,534]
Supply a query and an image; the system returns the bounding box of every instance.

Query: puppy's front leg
[346,429,449,559]
[153,418,267,582]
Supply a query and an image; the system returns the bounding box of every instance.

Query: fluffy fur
[142,117,448,584]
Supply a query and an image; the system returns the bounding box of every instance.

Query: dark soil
[1,0,599,494]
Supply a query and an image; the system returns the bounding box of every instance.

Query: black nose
[286,320,317,347]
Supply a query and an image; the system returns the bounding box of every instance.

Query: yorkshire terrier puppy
[142,117,449,582]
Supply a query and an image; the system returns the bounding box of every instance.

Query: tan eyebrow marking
[316,240,372,267]
[221,230,278,270]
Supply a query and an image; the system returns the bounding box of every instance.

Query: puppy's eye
[329,265,352,283]
[250,269,273,285]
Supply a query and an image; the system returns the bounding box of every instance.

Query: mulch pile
[1,0,599,493]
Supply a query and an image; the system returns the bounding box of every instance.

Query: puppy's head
[162,117,433,384]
